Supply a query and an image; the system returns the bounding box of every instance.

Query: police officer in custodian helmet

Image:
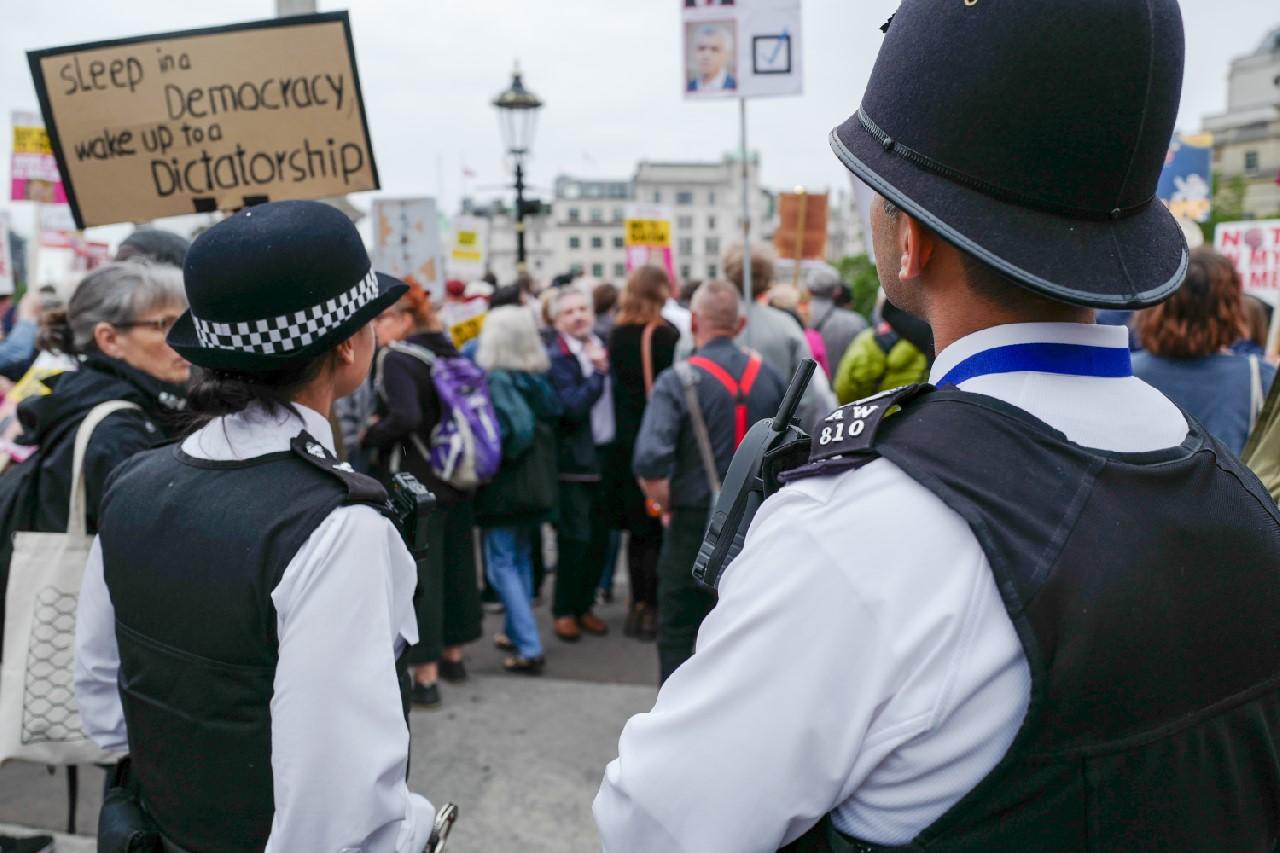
[596,1,1280,851]
[75,201,437,851]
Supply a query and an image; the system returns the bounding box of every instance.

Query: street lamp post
[492,65,543,273]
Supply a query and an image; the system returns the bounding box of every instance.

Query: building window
[568,208,580,223]
[680,264,692,280]
[677,215,694,230]
[705,237,720,255]
[591,236,603,249]
[613,236,625,249]
[614,263,626,278]
[613,208,625,223]
[1245,150,1259,172]
[678,237,694,255]
[708,191,716,205]
[707,263,718,279]
[569,236,581,250]
[592,263,604,277]
[652,190,662,203]
[590,207,604,222]
[676,191,694,205]
[707,214,717,230]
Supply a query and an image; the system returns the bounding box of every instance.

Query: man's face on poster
[696,30,727,80]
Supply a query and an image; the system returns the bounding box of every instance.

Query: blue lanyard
[936,342,1133,388]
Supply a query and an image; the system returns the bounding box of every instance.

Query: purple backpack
[377,342,502,489]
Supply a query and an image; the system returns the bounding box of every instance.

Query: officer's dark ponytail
[186,351,339,424]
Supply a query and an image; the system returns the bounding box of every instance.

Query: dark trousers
[405,500,483,665]
[657,506,716,683]
[627,526,661,608]
[553,480,609,618]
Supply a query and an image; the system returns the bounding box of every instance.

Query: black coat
[13,354,185,534]
[0,354,185,647]
[362,331,467,505]
[547,333,608,480]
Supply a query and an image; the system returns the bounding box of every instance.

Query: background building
[462,153,864,287]
[1204,25,1280,218]
[552,175,631,281]
[459,197,554,284]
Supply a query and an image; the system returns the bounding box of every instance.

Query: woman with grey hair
[0,261,189,549]
[472,306,563,674]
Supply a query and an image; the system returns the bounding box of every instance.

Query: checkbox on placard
[753,34,792,75]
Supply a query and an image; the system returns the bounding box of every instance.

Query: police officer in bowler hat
[75,201,438,851]
[596,1,1280,850]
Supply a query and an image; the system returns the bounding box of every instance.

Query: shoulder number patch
[810,383,933,462]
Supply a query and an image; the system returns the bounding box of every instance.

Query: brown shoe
[578,612,609,636]
[554,616,581,643]
[637,607,657,643]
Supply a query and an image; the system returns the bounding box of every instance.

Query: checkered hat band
[191,270,379,355]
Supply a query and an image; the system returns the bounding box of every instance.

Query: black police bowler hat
[168,200,407,371]
[833,0,1188,309]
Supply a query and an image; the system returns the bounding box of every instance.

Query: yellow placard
[449,312,486,349]
[625,219,671,247]
[12,125,53,156]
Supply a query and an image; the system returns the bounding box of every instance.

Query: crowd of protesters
[0,228,1273,716]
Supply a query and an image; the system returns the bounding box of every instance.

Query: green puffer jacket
[834,326,930,404]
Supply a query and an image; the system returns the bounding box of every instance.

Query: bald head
[691,279,745,347]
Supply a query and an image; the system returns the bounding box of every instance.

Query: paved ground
[0,564,660,851]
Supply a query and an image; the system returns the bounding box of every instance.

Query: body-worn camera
[390,472,436,558]
[692,359,816,591]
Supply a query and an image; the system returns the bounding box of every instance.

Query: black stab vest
[782,386,1280,853]
[97,434,392,853]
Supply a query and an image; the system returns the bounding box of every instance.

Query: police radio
[692,359,817,591]
[390,472,436,559]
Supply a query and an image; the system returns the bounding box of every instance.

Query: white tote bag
[0,400,139,766]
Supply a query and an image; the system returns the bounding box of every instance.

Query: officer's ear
[897,212,936,283]
[332,333,357,367]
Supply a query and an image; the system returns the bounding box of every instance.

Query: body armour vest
[97,434,392,853]
[780,386,1280,853]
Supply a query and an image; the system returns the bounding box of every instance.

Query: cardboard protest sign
[442,299,487,350]
[0,213,14,296]
[683,0,803,100]
[10,111,67,204]
[1158,132,1213,224]
[372,198,445,302]
[27,13,379,229]
[1216,220,1280,305]
[625,204,676,282]
[448,215,488,280]
[774,191,827,263]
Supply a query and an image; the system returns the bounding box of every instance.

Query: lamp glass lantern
[492,66,543,158]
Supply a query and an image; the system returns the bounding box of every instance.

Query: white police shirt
[75,403,435,853]
[594,322,1188,852]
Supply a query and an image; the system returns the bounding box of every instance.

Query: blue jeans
[483,527,543,659]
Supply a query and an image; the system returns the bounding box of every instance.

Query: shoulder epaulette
[289,431,391,510]
[781,383,935,483]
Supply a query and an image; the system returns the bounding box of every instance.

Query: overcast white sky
[0,0,1275,248]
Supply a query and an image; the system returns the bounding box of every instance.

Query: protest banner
[682,0,803,100]
[442,299,487,350]
[372,197,445,301]
[0,213,14,296]
[448,215,488,280]
[1158,132,1213,224]
[11,111,67,204]
[1216,220,1280,305]
[624,205,676,282]
[27,13,379,229]
[774,190,828,267]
